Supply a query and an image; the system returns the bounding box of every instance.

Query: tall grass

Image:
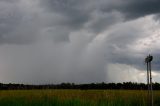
[0,90,160,106]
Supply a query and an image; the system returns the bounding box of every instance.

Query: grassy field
[0,89,160,106]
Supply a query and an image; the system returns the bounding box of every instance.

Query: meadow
[0,89,160,106]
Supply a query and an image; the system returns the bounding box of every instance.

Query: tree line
[0,82,160,90]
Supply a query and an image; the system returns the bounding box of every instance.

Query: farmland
[0,90,160,106]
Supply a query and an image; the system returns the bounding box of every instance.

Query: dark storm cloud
[90,0,160,19]
[0,0,160,84]
[38,0,92,42]
[38,0,160,41]
[41,0,160,21]
[1,0,160,44]
[40,0,91,29]
[0,0,39,44]
[119,0,160,19]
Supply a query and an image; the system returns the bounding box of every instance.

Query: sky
[0,0,160,84]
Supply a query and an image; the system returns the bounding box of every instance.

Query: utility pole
[145,54,153,106]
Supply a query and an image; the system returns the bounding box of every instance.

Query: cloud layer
[0,0,160,84]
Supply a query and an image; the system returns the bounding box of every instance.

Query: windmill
[145,54,153,106]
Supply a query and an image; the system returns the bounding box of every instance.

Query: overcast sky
[0,0,160,84]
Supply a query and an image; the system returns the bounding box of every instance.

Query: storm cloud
[0,0,160,84]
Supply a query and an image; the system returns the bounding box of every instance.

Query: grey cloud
[40,0,90,28]
[153,14,160,21]
[99,18,157,71]
[1,0,160,44]
[38,0,160,42]
[97,0,160,19]
[0,0,19,3]
[0,0,160,84]
[0,1,38,44]
[120,0,160,19]
[43,27,70,43]
[41,0,160,21]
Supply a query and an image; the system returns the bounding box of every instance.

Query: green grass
[0,90,160,106]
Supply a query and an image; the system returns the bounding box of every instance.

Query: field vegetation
[0,89,160,106]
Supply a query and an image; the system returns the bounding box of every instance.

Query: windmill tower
[145,54,153,106]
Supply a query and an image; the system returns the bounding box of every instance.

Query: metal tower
[145,54,153,106]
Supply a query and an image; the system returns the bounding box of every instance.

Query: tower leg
[149,62,153,106]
